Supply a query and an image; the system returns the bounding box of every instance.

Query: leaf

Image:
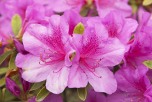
[143,60,152,69]
[11,14,22,36]
[0,77,5,87]
[9,52,17,70]
[77,88,87,101]
[73,22,85,34]
[36,86,49,102]
[30,81,45,91]
[0,50,13,65]
[0,67,8,75]
[143,0,152,6]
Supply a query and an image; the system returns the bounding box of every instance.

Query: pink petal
[68,65,88,88]
[87,67,117,94]
[46,66,69,94]
[16,53,51,82]
[23,24,50,55]
[99,38,125,67]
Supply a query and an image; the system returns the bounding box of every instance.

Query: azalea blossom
[16,15,73,94]
[87,11,138,44]
[49,0,132,17]
[125,10,152,67]
[107,65,152,102]
[68,20,125,94]
[95,0,132,17]
[0,0,53,45]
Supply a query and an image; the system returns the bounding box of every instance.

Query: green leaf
[9,52,17,70]
[0,77,5,87]
[73,22,85,34]
[11,14,22,36]
[143,60,152,69]
[36,86,49,102]
[143,0,152,6]
[0,67,8,75]
[30,81,45,91]
[0,50,13,65]
[77,88,87,101]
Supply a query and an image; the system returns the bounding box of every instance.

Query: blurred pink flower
[95,0,132,17]
[107,65,152,102]
[102,11,138,44]
[125,10,152,67]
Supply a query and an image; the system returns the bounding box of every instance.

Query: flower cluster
[0,0,152,102]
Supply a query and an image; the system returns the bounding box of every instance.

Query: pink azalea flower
[49,0,131,17]
[95,0,132,17]
[125,10,152,67]
[0,0,53,45]
[101,11,138,44]
[49,0,85,12]
[0,0,52,20]
[68,21,125,94]
[87,11,138,44]
[107,65,152,102]
[16,15,74,94]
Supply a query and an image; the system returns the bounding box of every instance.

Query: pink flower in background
[49,0,131,17]
[107,65,152,102]
[95,0,132,17]
[0,0,52,19]
[0,17,12,45]
[68,21,125,94]
[49,0,85,12]
[87,11,138,45]
[0,0,53,45]
[125,10,152,67]
[16,15,73,94]
[101,11,138,44]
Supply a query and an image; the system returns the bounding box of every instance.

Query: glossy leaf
[11,14,22,36]
[36,86,49,102]
[77,88,87,101]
